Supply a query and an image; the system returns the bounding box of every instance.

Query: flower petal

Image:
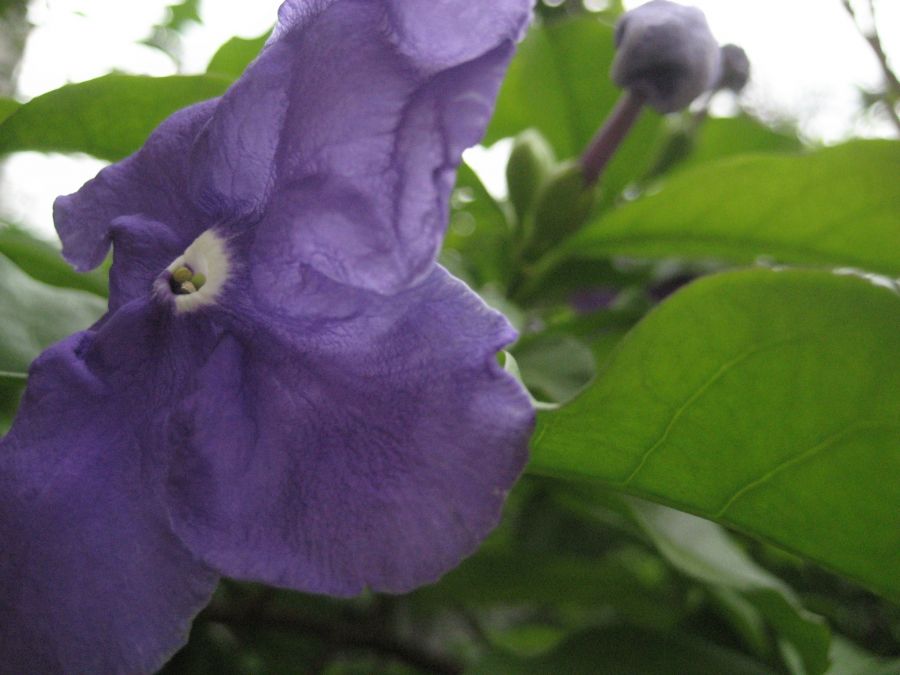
[107,215,187,311]
[195,0,530,293]
[165,267,534,595]
[53,100,217,273]
[0,301,220,672]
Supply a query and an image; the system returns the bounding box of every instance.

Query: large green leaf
[685,116,802,169]
[549,141,900,278]
[485,16,662,201]
[0,73,232,161]
[0,254,106,373]
[530,269,900,601]
[0,226,107,296]
[646,115,802,179]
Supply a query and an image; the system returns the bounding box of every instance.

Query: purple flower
[716,43,751,93]
[0,1,534,671]
[612,0,720,113]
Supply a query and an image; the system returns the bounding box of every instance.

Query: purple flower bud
[612,0,720,113]
[716,43,751,92]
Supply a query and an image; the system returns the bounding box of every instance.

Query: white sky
[1,0,898,239]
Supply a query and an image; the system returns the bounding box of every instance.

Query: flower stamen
[155,230,230,312]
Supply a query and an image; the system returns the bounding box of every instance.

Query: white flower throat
[156,230,231,313]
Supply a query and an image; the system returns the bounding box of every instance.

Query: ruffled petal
[53,100,217,273]
[106,216,188,311]
[197,0,530,293]
[165,267,534,595]
[384,0,532,72]
[0,300,221,673]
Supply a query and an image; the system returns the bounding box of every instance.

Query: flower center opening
[155,229,231,313]
[169,266,207,295]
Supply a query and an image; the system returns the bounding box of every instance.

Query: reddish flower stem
[581,91,646,186]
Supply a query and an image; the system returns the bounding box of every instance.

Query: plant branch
[841,0,900,134]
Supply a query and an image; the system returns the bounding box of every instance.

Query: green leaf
[0,377,24,436]
[0,254,106,373]
[531,269,900,601]
[552,141,900,278]
[645,115,802,180]
[164,0,201,31]
[206,32,269,78]
[684,116,802,170]
[442,163,513,287]
[828,638,900,675]
[0,226,108,296]
[513,333,596,404]
[523,160,595,258]
[630,500,830,675]
[468,627,776,675]
[414,548,668,610]
[485,16,663,202]
[0,73,232,161]
[0,97,19,124]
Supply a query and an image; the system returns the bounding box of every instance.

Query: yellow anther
[172,266,193,284]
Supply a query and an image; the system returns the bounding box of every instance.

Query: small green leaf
[552,141,900,278]
[469,627,776,675]
[827,637,900,675]
[0,377,25,436]
[414,549,665,609]
[524,160,595,259]
[0,226,108,296]
[0,73,232,161]
[206,32,270,78]
[531,269,900,601]
[630,500,830,675]
[513,333,596,404]
[0,254,106,373]
[163,0,201,31]
[443,163,513,287]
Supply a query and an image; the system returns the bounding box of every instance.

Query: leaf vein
[714,420,897,518]
[620,335,803,487]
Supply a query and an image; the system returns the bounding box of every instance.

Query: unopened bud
[507,130,556,223]
[612,0,719,113]
[525,161,595,258]
[716,44,750,92]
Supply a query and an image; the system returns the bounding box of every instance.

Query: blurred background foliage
[0,1,899,673]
